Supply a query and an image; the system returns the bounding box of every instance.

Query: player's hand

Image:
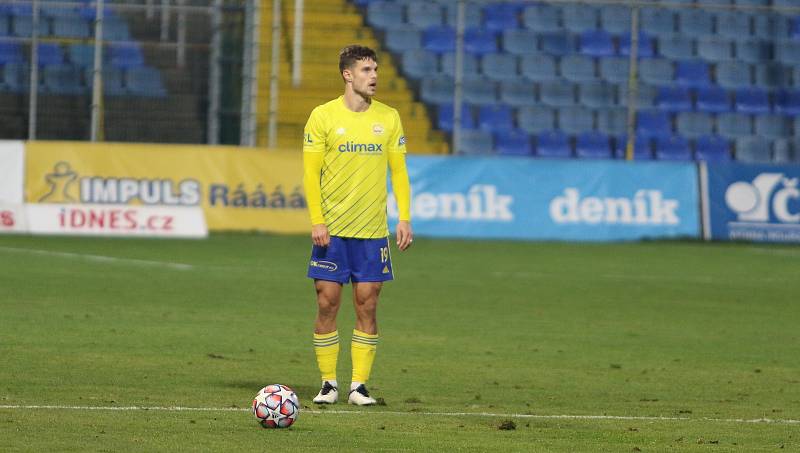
[396,220,413,251]
[311,224,330,247]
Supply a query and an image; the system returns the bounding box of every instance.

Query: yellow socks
[351,329,379,383]
[313,330,339,383]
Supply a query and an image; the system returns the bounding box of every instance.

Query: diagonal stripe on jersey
[325,176,385,231]
[322,160,384,219]
[320,152,363,192]
[333,192,386,237]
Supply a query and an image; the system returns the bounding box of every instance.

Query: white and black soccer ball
[252,384,300,428]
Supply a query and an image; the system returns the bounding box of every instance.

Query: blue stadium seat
[560,55,597,83]
[366,1,401,29]
[695,86,731,113]
[41,5,80,18]
[535,130,572,158]
[102,16,133,42]
[37,43,65,66]
[735,137,772,163]
[127,66,167,97]
[772,139,795,163]
[579,81,616,108]
[639,59,674,86]
[0,42,23,64]
[675,60,711,88]
[558,106,594,134]
[754,15,791,41]
[463,77,497,105]
[85,66,127,96]
[614,135,653,160]
[716,61,752,89]
[421,77,454,104]
[522,4,561,33]
[575,131,612,158]
[110,43,144,68]
[481,53,518,81]
[456,129,493,155]
[677,10,714,38]
[736,40,772,64]
[482,3,519,33]
[597,108,628,136]
[68,44,98,67]
[694,135,731,162]
[658,34,695,60]
[0,15,7,37]
[697,37,733,62]
[579,29,614,57]
[599,57,629,83]
[619,83,658,108]
[697,0,732,4]
[619,33,655,58]
[499,80,536,107]
[655,136,692,161]
[656,86,692,112]
[562,4,598,33]
[676,112,714,138]
[540,80,576,107]
[495,129,533,156]
[402,49,438,79]
[443,2,482,29]
[518,106,556,134]
[734,0,769,5]
[42,64,84,95]
[600,6,632,35]
[437,103,475,132]
[422,26,454,54]
[5,4,32,17]
[520,54,557,82]
[440,52,479,77]
[1,62,28,92]
[407,2,444,29]
[52,17,89,39]
[78,5,114,21]
[464,29,498,55]
[386,27,423,52]
[502,29,541,56]
[640,8,675,36]
[734,87,771,114]
[754,114,790,139]
[775,41,800,65]
[478,104,514,133]
[541,32,576,56]
[716,12,752,40]
[11,16,49,37]
[636,110,671,140]
[717,113,753,139]
[776,90,800,115]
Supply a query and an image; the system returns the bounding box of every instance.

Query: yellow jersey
[303,96,407,238]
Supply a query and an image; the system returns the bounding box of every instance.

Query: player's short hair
[339,45,378,74]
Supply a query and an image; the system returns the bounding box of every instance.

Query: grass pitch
[1,233,798,451]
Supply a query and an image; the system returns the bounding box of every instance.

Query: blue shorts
[307,236,394,284]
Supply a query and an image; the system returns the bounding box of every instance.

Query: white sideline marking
[0,246,194,271]
[1,405,798,425]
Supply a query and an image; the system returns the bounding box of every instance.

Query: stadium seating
[361,0,800,161]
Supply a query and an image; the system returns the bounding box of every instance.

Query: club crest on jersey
[372,124,385,135]
[336,127,346,135]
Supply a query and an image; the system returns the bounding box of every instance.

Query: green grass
[1,234,798,451]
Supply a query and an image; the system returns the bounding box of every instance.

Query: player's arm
[303,108,330,247]
[388,111,413,251]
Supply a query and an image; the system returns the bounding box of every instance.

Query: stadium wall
[3,141,799,242]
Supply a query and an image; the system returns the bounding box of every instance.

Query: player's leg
[312,280,342,403]
[307,237,350,404]
[349,281,382,405]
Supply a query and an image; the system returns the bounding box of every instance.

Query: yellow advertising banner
[25,141,309,233]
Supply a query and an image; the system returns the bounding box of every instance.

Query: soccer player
[303,45,413,406]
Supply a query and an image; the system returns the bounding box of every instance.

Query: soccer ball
[252,384,300,428]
